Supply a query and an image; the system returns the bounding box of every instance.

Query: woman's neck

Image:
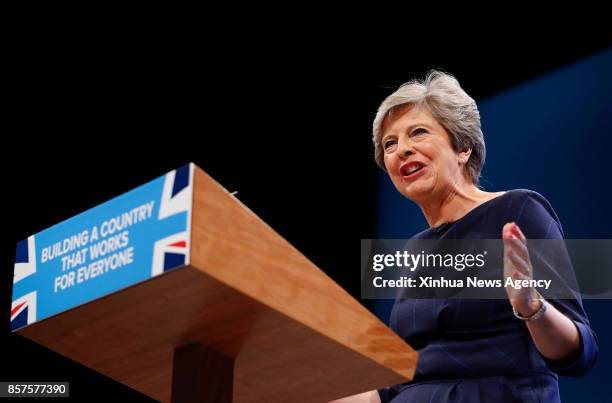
[419,183,496,228]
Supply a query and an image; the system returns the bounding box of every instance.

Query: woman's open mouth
[400,161,426,182]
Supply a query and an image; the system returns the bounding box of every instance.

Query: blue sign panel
[11,164,194,330]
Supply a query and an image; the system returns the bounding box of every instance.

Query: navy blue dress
[378,189,598,403]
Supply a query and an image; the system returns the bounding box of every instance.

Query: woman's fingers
[503,222,526,243]
[502,222,515,239]
[503,223,538,304]
[511,268,529,281]
[503,222,530,263]
[511,223,526,242]
[508,250,531,277]
[507,236,530,262]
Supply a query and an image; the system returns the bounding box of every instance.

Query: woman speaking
[334,71,598,402]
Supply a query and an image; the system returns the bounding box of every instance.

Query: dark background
[2,27,610,402]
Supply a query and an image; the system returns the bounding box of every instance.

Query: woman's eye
[411,127,428,136]
[383,139,397,150]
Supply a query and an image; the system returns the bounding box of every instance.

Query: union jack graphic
[151,164,192,276]
[12,236,37,329]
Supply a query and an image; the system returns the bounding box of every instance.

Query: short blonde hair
[372,70,486,185]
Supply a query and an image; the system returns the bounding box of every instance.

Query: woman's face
[381,104,467,203]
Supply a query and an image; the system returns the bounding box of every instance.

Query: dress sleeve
[513,190,599,377]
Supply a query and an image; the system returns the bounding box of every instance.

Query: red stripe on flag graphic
[11,301,26,317]
[168,241,186,248]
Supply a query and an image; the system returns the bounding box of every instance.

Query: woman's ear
[458,148,472,165]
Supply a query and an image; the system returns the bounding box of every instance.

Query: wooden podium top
[17,166,417,402]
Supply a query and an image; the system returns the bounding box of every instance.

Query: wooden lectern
[15,166,417,402]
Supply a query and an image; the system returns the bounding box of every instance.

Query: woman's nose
[397,141,414,158]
